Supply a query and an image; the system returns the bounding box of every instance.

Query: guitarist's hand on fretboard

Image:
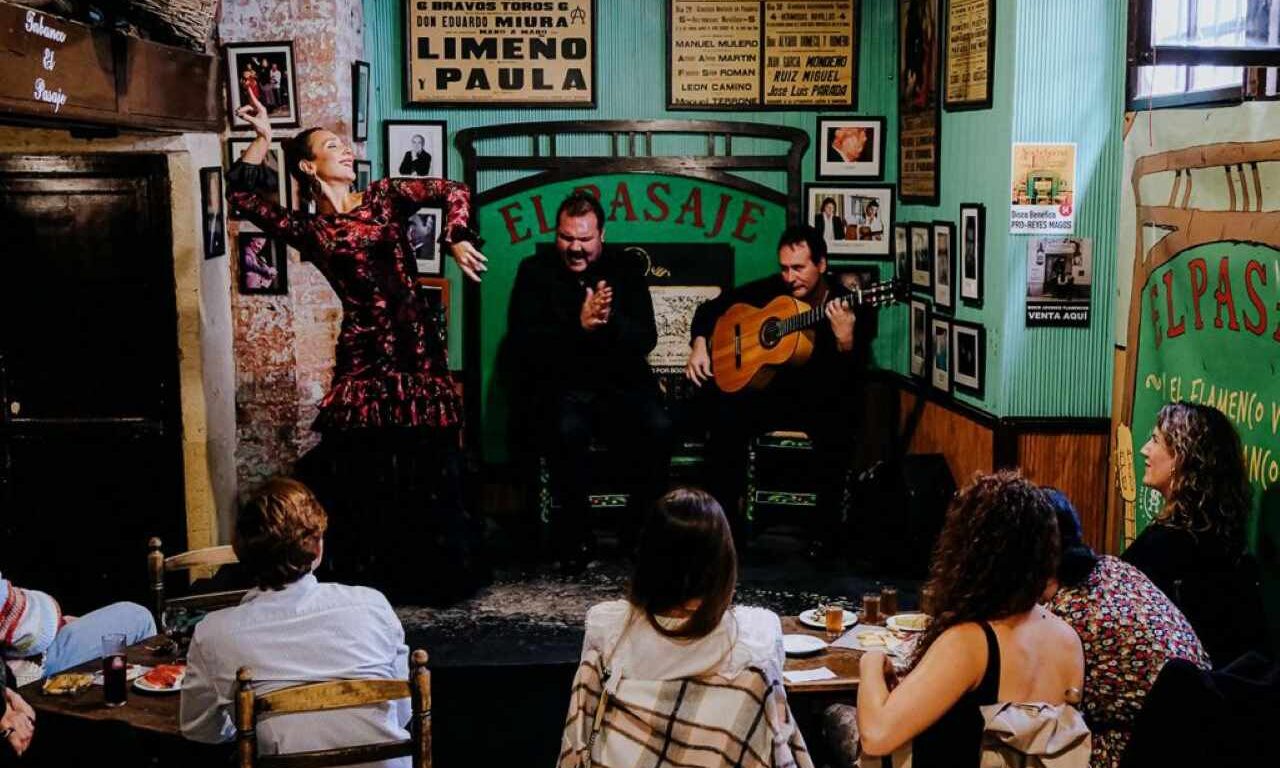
[580,279,613,331]
[825,300,857,352]
[685,336,714,387]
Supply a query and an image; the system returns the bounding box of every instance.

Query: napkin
[784,667,837,683]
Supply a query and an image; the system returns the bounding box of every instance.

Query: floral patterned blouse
[1047,555,1211,768]
[226,161,476,433]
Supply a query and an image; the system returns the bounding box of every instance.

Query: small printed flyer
[1010,143,1076,234]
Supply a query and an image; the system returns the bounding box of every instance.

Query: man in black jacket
[508,192,672,569]
[685,224,866,552]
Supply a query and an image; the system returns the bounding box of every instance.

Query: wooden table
[781,616,862,695]
[21,640,183,736]
[20,640,225,766]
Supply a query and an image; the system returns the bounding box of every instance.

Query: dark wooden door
[0,154,185,612]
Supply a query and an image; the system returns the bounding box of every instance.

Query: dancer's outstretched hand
[236,91,273,141]
[449,241,488,282]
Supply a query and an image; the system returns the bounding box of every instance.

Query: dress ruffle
[314,371,462,432]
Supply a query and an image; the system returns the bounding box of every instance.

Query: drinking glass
[101,633,128,707]
[880,586,899,617]
[824,603,845,634]
[862,592,882,625]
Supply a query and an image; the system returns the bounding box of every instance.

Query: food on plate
[140,663,186,689]
[42,672,93,695]
[856,631,889,647]
[892,613,930,632]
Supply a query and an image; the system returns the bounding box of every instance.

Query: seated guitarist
[685,224,866,554]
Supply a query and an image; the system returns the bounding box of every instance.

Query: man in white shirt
[180,478,410,768]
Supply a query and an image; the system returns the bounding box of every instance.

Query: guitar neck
[778,291,863,336]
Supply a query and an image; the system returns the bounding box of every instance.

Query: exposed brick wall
[221,0,363,492]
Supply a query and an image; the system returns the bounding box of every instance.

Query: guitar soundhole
[759,318,782,349]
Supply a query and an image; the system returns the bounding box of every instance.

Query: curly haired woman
[1123,401,1267,666]
[825,471,1090,767]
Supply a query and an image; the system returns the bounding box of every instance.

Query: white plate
[133,668,186,693]
[798,608,858,630]
[783,634,828,656]
[886,613,930,633]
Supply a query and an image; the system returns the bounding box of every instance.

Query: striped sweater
[0,575,61,658]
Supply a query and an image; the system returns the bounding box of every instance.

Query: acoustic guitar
[710,280,907,393]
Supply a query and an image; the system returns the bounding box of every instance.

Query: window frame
[1132,0,1280,67]
[1125,0,1277,109]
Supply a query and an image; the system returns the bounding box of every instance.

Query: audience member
[1043,488,1210,768]
[825,471,1090,767]
[181,478,411,768]
[559,487,810,767]
[1123,402,1268,665]
[1,576,154,682]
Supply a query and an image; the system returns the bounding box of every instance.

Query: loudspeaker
[850,454,955,576]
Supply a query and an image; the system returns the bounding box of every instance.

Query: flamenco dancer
[227,91,489,604]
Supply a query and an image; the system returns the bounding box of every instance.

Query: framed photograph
[893,223,910,282]
[830,263,881,294]
[405,1,596,107]
[408,207,443,276]
[353,160,372,193]
[227,139,290,230]
[385,121,447,180]
[951,320,985,397]
[816,116,886,180]
[225,41,300,129]
[352,60,371,142]
[908,222,932,291]
[898,0,942,204]
[199,167,226,260]
[804,183,894,259]
[932,221,955,312]
[930,317,952,393]
[944,0,995,111]
[909,298,930,378]
[237,234,288,296]
[416,277,451,335]
[959,203,985,304]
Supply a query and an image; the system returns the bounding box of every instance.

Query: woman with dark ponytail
[226,92,488,603]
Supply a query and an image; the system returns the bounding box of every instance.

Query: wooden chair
[146,536,246,628]
[234,649,432,768]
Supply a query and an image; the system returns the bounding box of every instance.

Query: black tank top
[909,621,1001,767]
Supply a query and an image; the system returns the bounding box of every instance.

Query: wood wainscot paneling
[897,387,995,487]
[863,372,1114,550]
[1007,427,1112,552]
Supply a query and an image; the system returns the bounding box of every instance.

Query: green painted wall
[363,0,904,375]
[362,0,1127,419]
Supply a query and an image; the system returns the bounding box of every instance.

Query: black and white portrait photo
[959,203,985,304]
[933,220,954,312]
[894,223,909,283]
[386,121,447,179]
[951,321,984,396]
[199,167,226,260]
[910,298,929,377]
[408,207,442,276]
[931,317,951,393]
[910,223,932,290]
[227,139,290,230]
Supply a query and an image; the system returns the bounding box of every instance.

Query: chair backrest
[147,536,245,627]
[234,649,432,768]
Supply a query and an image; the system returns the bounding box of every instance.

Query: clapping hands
[580,280,613,330]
